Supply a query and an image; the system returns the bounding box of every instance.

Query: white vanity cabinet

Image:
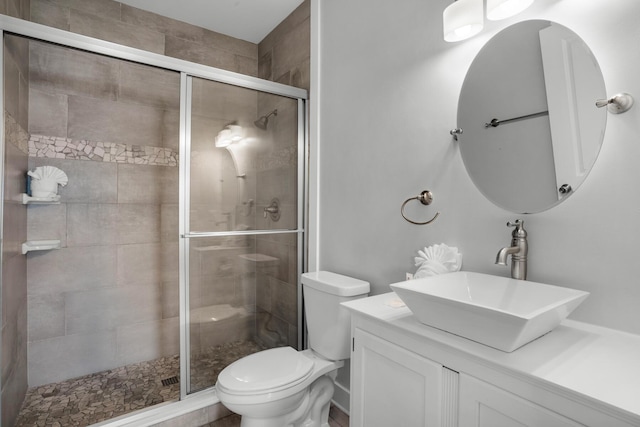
[343,293,640,427]
[350,328,444,427]
[458,374,584,427]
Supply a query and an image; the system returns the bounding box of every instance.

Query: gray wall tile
[49,0,121,21]
[117,164,177,205]
[120,4,204,43]
[117,243,162,286]
[116,203,160,245]
[29,41,120,101]
[67,203,161,246]
[4,44,22,129]
[259,0,310,58]
[30,0,70,31]
[65,282,162,335]
[118,61,181,110]
[116,317,179,366]
[28,330,117,386]
[199,275,239,308]
[4,139,28,203]
[199,314,254,349]
[161,242,179,283]
[27,245,117,295]
[161,203,178,242]
[69,9,164,54]
[67,95,167,146]
[28,88,68,137]
[162,280,179,319]
[2,252,27,325]
[0,325,27,427]
[165,36,237,71]
[236,54,259,78]
[2,203,27,268]
[30,158,118,203]
[28,293,65,341]
[1,300,26,385]
[270,277,297,325]
[202,29,257,59]
[66,203,118,246]
[27,203,67,247]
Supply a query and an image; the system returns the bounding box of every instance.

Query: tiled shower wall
[253,1,311,349]
[25,39,182,387]
[1,0,310,420]
[18,0,263,390]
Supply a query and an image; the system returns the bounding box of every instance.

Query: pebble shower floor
[14,341,263,427]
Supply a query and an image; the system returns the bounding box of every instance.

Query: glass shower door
[181,75,304,394]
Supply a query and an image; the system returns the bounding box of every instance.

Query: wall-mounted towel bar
[485,111,549,128]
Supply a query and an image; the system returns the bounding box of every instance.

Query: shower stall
[1,15,307,427]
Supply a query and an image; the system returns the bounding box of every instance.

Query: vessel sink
[390,271,589,352]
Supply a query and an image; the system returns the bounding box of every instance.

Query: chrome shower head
[254,109,278,130]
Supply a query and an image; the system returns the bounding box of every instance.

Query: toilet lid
[217,347,314,393]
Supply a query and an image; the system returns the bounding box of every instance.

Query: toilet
[215,271,370,427]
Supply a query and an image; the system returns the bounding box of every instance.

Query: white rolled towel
[414,243,462,279]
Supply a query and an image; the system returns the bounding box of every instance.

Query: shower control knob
[558,184,572,195]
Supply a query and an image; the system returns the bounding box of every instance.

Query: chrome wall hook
[401,190,440,225]
[596,93,634,114]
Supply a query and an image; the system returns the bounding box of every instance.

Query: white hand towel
[414,243,462,279]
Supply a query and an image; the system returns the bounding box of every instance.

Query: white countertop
[343,292,640,419]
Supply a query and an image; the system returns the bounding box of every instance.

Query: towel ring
[401,190,440,225]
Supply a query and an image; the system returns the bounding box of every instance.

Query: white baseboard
[331,380,350,415]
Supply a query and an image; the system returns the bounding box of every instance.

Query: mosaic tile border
[29,134,178,167]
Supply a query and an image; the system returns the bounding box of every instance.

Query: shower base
[14,340,263,427]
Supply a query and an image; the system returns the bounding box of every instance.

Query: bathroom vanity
[343,293,640,427]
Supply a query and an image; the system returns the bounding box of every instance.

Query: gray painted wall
[316,0,640,335]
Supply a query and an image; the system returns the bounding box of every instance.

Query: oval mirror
[457,20,607,213]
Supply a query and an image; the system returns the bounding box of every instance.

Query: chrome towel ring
[401,190,440,225]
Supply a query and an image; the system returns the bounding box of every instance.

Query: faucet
[495,219,528,280]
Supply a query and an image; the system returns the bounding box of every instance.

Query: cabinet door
[351,328,442,427]
[459,374,584,427]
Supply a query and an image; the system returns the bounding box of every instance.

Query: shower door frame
[179,75,308,397]
[0,13,309,422]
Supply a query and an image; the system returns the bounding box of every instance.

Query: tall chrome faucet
[495,219,528,280]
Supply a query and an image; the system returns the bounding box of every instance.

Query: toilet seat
[217,347,314,395]
[216,348,343,406]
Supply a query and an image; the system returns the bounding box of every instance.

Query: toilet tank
[301,271,370,361]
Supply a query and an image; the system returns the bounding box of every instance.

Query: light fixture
[487,0,534,21]
[443,0,483,42]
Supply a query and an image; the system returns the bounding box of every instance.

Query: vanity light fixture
[443,0,484,42]
[487,0,535,21]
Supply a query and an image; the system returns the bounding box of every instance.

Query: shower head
[254,109,278,130]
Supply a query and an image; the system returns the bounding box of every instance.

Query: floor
[204,403,350,427]
[14,340,262,427]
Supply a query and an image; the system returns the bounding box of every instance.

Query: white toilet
[215,271,370,427]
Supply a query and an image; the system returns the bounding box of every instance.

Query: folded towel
[28,166,68,186]
[414,243,462,279]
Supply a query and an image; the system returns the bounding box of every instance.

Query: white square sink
[390,272,589,352]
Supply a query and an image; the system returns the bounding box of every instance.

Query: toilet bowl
[216,348,342,426]
[215,271,370,427]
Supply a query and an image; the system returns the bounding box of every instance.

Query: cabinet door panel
[459,374,584,427]
[351,329,442,427]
